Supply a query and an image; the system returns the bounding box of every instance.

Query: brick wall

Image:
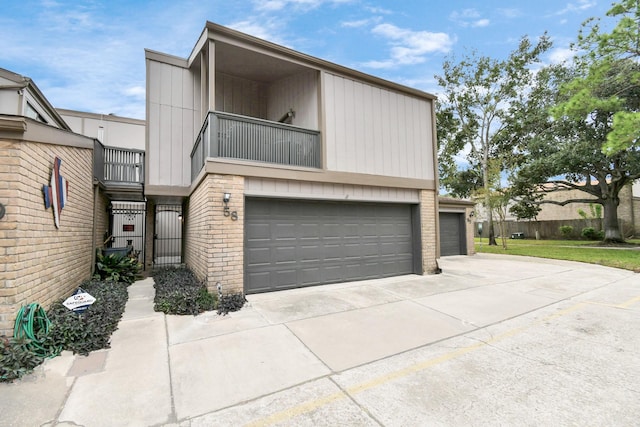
[93,188,110,252]
[184,174,245,295]
[420,189,439,273]
[0,140,94,335]
[184,177,213,284]
[465,206,476,255]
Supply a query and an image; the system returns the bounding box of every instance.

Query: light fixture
[223,193,231,217]
[467,211,475,222]
[222,192,238,221]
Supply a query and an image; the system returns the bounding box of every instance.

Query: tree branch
[536,198,602,206]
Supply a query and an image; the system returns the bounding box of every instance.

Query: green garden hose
[13,303,60,358]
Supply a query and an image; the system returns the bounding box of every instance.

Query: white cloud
[252,0,351,11]
[365,6,393,15]
[497,8,522,18]
[472,19,490,28]
[451,9,481,20]
[124,86,145,98]
[362,23,454,69]
[227,19,287,44]
[450,8,490,28]
[555,0,596,15]
[341,17,380,28]
[548,47,576,64]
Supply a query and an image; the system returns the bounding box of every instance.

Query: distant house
[474,181,640,238]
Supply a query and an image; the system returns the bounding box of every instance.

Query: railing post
[93,139,105,181]
[209,112,218,158]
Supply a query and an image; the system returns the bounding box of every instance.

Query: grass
[475,238,640,272]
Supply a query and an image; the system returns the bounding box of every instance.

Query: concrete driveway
[2,253,639,426]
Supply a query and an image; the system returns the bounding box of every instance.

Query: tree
[567,0,640,154]
[435,35,551,245]
[509,60,640,242]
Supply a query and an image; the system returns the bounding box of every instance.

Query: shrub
[581,227,604,240]
[0,337,45,382]
[559,225,574,238]
[45,279,129,355]
[94,252,142,285]
[153,267,217,315]
[217,293,248,316]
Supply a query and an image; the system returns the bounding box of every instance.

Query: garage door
[439,212,466,256]
[245,198,415,293]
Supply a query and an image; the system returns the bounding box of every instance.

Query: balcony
[94,141,145,201]
[191,111,321,181]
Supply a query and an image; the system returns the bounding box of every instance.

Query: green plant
[45,279,129,355]
[581,227,605,240]
[94,251,142,285]
[217,293,247,315]
[153,268,217,315]
[0,336,45,382]
[559,225,574,238]
[475,238,640,271]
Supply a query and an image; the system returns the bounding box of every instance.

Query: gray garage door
[245,198,415,293]
[439,212,466,256]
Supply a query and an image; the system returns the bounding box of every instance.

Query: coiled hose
[13,303,60,358]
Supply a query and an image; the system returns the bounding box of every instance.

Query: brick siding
[184,174,244,295]
[420,189,439,273]
[0,140,94,335]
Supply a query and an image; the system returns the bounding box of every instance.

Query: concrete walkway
[2,253,639,426]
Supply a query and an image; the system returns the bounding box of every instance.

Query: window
[25,102,47,124]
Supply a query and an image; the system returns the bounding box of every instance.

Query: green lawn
[474,238,640,272]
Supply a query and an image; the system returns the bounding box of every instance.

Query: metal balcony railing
[94,140,145,184]
[191,111,321,181]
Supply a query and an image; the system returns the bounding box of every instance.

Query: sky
[1,0,616,120]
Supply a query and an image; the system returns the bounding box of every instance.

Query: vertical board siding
[267,70,319,130]
[322,72,435,181]
[215,72,267,118]
[147,59,199,188]
[245,177,420,203]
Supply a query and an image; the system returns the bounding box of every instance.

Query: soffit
[214,41,311,83]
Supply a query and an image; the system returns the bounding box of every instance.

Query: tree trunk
[486,196,497,245]
[602,197,624,242]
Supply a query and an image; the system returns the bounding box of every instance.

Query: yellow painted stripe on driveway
[618,295,640,308]
[246,302,587,427]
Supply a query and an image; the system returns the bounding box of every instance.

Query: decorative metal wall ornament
[0,202,5,220]
[42,157,68,228]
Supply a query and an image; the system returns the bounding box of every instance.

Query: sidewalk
[2,254,639,426]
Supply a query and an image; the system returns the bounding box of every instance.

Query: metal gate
[154,204,183,266]
[109,201,146,263]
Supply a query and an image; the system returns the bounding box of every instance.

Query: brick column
[465,206,476,255]
[184,174,244,295]
[420,189,439,273]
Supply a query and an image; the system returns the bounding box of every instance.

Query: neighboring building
[58,109,145,151]
[474,181,640,238]
[0,68,96,334]
[438,197,475,257]
[0,68,145,335]
[144,22,441,294]
[58,109,147,258]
